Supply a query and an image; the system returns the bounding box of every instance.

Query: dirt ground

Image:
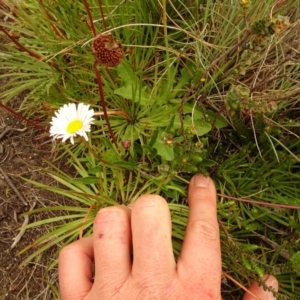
[0,5,65,298]
[0,104,62,300]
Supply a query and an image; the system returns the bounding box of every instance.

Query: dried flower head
[92,33,123,67]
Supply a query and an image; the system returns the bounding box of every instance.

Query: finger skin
[177,174,221,296]
[243,275,278,300]
[59,237,94,300]
[92,205,132,287]
[131,195,176,281]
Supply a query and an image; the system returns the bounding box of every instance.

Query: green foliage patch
[1,0,300,298]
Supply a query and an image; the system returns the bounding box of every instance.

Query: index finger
[59,237,94,300]
[177,174,221,292]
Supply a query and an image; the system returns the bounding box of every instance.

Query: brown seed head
[92,33,123,67]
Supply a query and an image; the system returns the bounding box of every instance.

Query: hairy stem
[0,102,47,132]
[93,61,117,146]
[0,25,60,70]
[97,0,107,31]
[38,0,65,39]
[83,0,97,36]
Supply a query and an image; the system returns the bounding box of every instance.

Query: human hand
[58,174,278,300]
[243,274,278,300]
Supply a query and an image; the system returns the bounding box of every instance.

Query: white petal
[49,103,94,144]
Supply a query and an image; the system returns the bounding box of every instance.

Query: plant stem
[218,193,300,210]
[0,25,41,59]
[0,102,47,132]
[94,110,132,121]
[93,61,117,146]
[83,0,97,36]
[79,204,97,239]
[162,0,171,90]
[0,25,59,71]
[81,137,114,166]
[97,0,107,31]
[38,0,65,39]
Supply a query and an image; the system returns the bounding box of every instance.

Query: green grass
[1,0,300,298]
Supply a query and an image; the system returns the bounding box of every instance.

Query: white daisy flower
[50,103,94,144]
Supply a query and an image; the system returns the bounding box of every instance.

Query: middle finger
[131,195,176,281]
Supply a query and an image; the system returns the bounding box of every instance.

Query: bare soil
[0,104,61,300]
[0,5,62,298]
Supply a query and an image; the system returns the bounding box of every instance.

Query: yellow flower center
[67,120,83,134]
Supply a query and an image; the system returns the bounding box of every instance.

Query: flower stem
[0,102,47,132]
[93,61,117,146]
[97,0,107,31]
[0,25,59,71]
[79,204,97,239]
[38,0,65,39]
[83,0,97,36]
[81,137,113,166]
[94,110,132,121]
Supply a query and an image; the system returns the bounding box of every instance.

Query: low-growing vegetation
[1,0,300,298]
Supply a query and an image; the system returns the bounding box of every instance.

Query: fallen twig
[0,126,27,140]
[0,149,9,164]
[0,166,28,206]
[11,201,36,249]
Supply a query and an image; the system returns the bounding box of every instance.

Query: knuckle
[189,191,216,204]
[189,218,219,242]
[133,276,174,299]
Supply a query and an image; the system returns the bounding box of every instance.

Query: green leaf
[153,131,174,161]
[174,115,211,136]
[194,119,212,136]
[142,144,157,156]
[148,130,159,148]
[205,110,228,129]
[171,65,193,98]
[88,166,102,173]
[115,61,150,104]
[113,161,136,170]
[182,104,227,129]
[116,61,137,83]
[174,114,186,129]
[154,144,174,161]
[72,177,99,184]
[114,85,150,104]
[200,159,217,167]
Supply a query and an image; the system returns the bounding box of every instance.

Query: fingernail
[193,174,210,187]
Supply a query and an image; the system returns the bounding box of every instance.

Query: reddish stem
[94,110,132,121]
[105,66,117,83]
[93,61,117,146]
[79,204,96,239]
[1,25,42,60]
[217,193,300,210]
[38,0,65,39]
[83,0,97,36]
[0,102,47,132]
[97,0,107,31]
[0,25,59,71]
